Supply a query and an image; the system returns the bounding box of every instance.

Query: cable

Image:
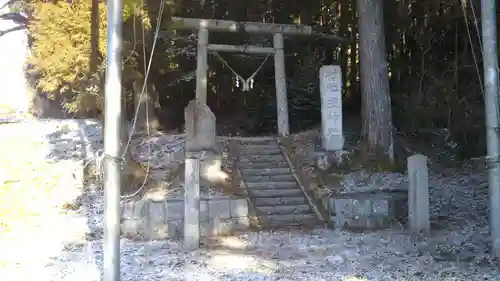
[459,0,484,97]
[118,0,165,200]
[122,12,138,65]
[121,0,164,159]
[119,1,154,200]
[461,0,500,123]
[85,0,165,199]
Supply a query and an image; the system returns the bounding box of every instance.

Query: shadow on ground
[41,118,105,279]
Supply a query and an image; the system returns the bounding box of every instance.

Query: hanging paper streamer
[234,76,255,92]
[214,50,272,92]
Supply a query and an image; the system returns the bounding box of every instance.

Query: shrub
[26,0,144,115]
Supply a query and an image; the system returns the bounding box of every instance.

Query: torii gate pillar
[195,26,209,104]
[273,33,289,137]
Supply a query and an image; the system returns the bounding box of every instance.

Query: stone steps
[237,138,322,230]
[259,213,319,229]
[238,161,289,169]
[248,188,304,198]
[246,181,298,190]
[242,167,291,176]
[244,174,296,182]
[239,154,285,162]
[256,204,312,216]
[239,147,282,155]
[254,196,308,207]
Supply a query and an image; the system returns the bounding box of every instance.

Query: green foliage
[8,2,26,13]
[26,0,147,115]
[27,0,107,113]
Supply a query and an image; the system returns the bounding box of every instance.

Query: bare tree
[356,0,394,162]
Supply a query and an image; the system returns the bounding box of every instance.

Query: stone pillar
[407,154,430,235]
[184,154,201,249]
[184,99,220,181]
[196,27,209,104]
[319,65,344,151]
[273,33,289,137]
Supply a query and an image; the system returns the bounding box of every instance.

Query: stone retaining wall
[328,191,407,229]
[120,196,249,240]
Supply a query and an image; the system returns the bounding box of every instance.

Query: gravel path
[0,119,499,280]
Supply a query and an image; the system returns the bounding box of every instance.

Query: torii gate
[171,17,346,137]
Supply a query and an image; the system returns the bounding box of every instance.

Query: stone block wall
[121,196,249,240]
[328,191,407,229]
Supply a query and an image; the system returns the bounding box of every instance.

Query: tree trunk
[349,0,359,98]
[90,0,99,72]
[356,0,394,162]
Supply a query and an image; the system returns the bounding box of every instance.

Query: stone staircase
[236,138,323,230]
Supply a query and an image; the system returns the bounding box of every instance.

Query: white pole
[103,0,122,277]
[480,0,500,257]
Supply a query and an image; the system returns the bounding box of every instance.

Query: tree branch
[0,0,19,10]
[0,12,28,24]
[0,24,27,37]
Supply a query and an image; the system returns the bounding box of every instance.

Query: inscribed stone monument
[319,65,344,151]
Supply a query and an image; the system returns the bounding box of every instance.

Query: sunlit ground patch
[0,137,79,238]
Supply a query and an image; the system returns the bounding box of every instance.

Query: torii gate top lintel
[171,17,348,42]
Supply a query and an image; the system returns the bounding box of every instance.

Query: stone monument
[184,99,221,181]
[315,65,344,169]
[319,65,344,151]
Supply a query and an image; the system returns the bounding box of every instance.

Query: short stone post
[407,154,430,235]
[184,153,201,250]
[319,65,344,151]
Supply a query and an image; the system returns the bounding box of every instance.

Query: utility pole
[103,0,123,278]
[480,0,500,258]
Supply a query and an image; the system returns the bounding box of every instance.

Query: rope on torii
[212,49,272,91]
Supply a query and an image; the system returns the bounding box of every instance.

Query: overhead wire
[459,0,484,96]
